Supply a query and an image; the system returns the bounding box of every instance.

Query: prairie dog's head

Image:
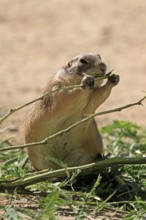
[56,53,107,85]
[66,53,106,76]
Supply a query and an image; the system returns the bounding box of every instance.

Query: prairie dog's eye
[79,59,88,64]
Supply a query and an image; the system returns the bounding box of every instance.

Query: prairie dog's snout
[92,54,107,75]
[98,62,107,75]
[91,54,107,76]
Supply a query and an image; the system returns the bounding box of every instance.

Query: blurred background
[0,0,146,143]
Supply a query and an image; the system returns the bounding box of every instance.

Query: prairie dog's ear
[67,59,74,68]
[67,57,79,68]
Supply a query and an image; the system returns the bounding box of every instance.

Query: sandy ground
[0,0,146,144]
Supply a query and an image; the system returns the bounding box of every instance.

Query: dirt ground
[0,0,146,144]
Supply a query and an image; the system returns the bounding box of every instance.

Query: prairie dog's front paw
[108,74,120,86]
[81,75,95,90]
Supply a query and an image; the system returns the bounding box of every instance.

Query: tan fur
[24,53,119,170]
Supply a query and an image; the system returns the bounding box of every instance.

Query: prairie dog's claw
[81,75,95,89]
[108,74,120,85]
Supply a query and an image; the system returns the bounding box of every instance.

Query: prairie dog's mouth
[94,69,113,80]
[94,73,105,78]
[87,62,107,78]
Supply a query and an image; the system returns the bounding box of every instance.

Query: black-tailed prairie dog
[24,53,119,171]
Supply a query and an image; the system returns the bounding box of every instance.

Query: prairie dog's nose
[99,62,107,74]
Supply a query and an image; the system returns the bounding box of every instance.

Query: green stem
[1,157,146,189]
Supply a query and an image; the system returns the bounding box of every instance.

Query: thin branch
[0,84,81,124]
[0,75,108,124]
[1,157,146,189]
[0,95,145,152]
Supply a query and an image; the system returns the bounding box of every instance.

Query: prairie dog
[24,53,119,171]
